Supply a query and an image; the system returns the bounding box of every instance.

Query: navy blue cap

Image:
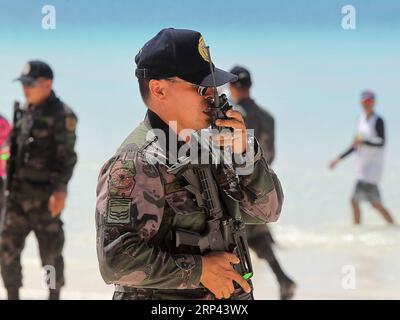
[135,28,237,87]
[229,66,252,88]
[14,60,54,86]
[361,90,375,100]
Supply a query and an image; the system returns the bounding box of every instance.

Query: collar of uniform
[146,110,186,163]
[147,109,170,136]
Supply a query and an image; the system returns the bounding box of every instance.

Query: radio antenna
[204,45,219,110]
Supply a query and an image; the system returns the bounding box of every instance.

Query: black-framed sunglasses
[165,78,208,96]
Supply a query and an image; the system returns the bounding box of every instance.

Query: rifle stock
[6,101,22,192]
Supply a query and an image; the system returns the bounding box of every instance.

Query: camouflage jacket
[234,98,275,164]
[8,91,78,198]
[95,111,283,299]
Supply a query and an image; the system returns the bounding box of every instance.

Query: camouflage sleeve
[50,111,78,193]
[238,138,283,224]
[95,152,202,289]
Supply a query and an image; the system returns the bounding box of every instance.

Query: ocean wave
[272,223,400,250]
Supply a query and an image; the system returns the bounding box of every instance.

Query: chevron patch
[107,198,132,224]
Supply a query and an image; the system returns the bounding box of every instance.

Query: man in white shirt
[329,90,395,225]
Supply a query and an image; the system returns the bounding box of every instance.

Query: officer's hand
[213,110,247,154]
[200,251,252,300]
[48,191,66,217]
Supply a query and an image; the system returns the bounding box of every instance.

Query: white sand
[1,223,399,300]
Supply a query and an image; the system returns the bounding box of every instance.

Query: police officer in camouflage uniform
[229,66,296,300]
[95,28,284,300]
[0,61,78,300]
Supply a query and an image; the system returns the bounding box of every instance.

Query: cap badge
[22,63,31,75]
[198,36,210,63]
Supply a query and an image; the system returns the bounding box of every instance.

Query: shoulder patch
[65,116,77,132]
[109,159,136,197]
[107,198,132,224]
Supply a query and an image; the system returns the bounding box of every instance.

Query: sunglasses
[22,78,49,88]
[165,78,208,96]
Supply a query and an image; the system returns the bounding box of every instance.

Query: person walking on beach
[229,66,296,300]
[329,90,395,225]
[0,60,78,300]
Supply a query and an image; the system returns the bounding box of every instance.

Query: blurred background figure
[229,65,297,300]
[329,90,395,225]
[0,114,11,214]
[0,60,78,300]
